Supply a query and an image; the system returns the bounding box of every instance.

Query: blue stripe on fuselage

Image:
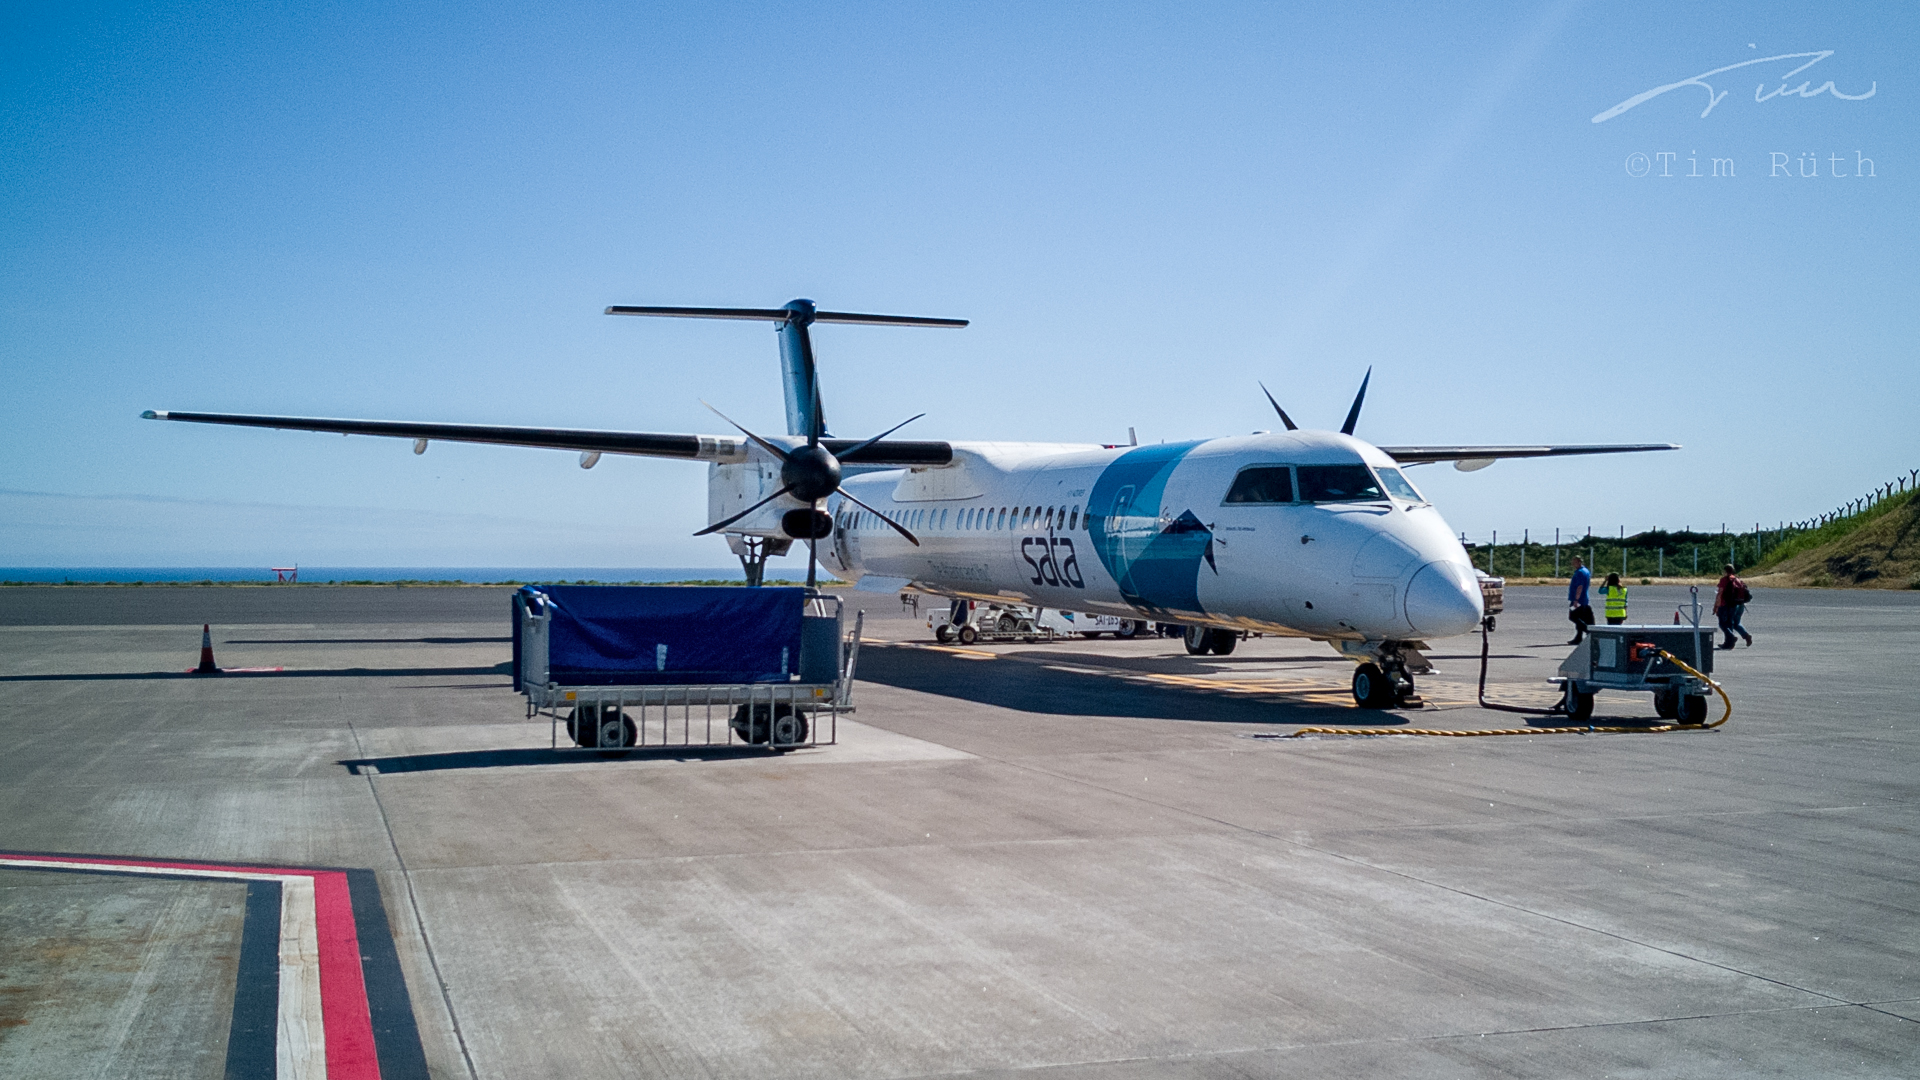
[1085,440,1212,619]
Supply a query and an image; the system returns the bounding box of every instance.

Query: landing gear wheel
[1352,664,1395,709]
[1566,686,1596,723]
[1208,629,1238,656]
[568,705,636,748]
[1654,688,1679,720]
[935,625,952,643]
[957,625,978,645]
[1679,694,1708,725]
[1183,625,1211,655]
[731,702,796,745]
[1114,620,1139,639]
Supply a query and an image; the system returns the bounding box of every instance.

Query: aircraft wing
[1377,443,1679,468]
[140,410,953,466]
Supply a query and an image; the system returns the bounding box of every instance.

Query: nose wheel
[1352,658,1422,709]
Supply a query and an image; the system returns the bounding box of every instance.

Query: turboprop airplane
[142,299,1676,709]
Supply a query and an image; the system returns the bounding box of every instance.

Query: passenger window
[1297,464,1387,503]
[1069,506,1079,530]
[1224,467,1294,504]
[1045,508,1056,528]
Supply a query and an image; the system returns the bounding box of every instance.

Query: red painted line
[313,869,380,1078]
[0,853,384,1079]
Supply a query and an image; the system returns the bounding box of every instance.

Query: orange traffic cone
[193,624,221,674]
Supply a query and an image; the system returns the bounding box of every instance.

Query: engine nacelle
[707,461,792,536]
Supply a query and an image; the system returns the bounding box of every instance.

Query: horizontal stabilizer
[1379,443,1680,465]
[605,305,966,328]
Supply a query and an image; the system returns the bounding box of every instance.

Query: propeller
[1340,367,1371,436]
[1255,366,1371,436]
[1257,382,1298,431]
[619,298,961,590]
[697,402,921,590]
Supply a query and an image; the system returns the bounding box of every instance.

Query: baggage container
[514,585,860,750]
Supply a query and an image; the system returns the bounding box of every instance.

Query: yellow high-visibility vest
[1602,584,1627,619]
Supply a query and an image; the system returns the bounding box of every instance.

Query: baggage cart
[513,585,861,750]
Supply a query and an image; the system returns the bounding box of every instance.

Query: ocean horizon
[0,566,843,585]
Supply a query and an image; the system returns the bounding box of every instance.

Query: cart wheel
[934,625,952,643]
[732,702,796,745]
[997,614,1019,633]
[1352,664,1395,709]
[1653,688,1678,720]
[1023,633,1038,643]
[1208,629,1238,656]
[568,705,635,748]
[1566,686,1595,723]
[1114,620,1139,639]
[770,710,810,746]
[1679,694,1708,725]
[1183,625,1211,655]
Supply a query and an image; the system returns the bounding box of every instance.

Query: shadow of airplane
[856,643,1396,726]
[221,637,511,645]
[0,662,513,683]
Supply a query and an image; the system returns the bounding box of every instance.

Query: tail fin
[603,299,967,437]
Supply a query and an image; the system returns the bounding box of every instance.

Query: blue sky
[2,1,1912,567]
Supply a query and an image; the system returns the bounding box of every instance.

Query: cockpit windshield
[1374,466,1424,503]
[1296,464,1385,503]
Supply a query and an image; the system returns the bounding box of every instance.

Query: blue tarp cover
[525,585,806,686]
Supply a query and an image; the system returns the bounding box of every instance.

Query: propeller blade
[836,413,926,460]
[1340,367,1371,436]
[693,484,795,536]
[1257,383,1298,431]
[808,381,824,449]
[835,487,920,546]
[701,401,791,461]
[807,530,818,589]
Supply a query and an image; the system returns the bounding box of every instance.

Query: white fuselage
[805,431,1485,643]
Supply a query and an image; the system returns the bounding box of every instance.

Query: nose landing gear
[1345,641,1430,709]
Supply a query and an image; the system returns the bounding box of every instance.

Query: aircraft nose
[1404,560,1484,637]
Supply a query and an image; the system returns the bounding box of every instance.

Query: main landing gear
[1182,625,1240,656]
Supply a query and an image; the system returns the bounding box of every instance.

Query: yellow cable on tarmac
[1278,649,1731,739]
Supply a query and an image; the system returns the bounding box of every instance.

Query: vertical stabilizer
[777,299,827,437]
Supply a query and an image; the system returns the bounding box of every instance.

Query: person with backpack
[1600,572,1629,625]
[1566,556,1595,643]
[1715,563,1754,648]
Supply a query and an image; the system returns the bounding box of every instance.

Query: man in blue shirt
[1567,556,1594,644]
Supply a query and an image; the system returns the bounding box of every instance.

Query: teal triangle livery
[143,298,1676,707]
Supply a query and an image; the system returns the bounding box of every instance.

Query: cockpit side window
[1223,466,1295,504]
[1296,464,1386,503]
[1374,466,1424,503]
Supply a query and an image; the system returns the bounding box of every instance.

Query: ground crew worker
[1567,556,1594,644]
[1714,563,1754,648]
[1601,572,1628,625]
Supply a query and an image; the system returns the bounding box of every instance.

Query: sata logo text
[1021,534,1085,589]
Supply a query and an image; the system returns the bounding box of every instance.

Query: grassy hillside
[1745,488,1920,588]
